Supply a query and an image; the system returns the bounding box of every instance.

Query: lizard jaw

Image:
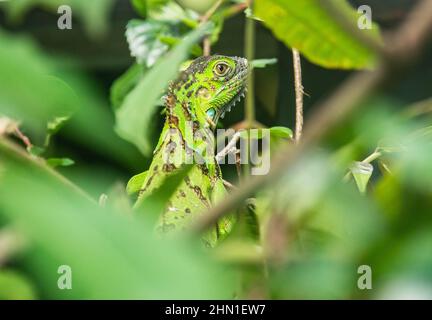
[219,87,247,120]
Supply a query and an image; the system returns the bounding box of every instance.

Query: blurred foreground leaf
[1,0,115,37]
[0,269,37,300]
[0,138,234,298]
[0,30,143,169]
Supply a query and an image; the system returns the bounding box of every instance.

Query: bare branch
[292,48,304,143]
[201,0,224,56]
[215,131,241,162]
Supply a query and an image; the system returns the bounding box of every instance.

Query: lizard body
[130,55,249,247]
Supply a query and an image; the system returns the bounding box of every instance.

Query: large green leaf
[254,0,381,69]
[0,139,234,299]
[115,22,212,155]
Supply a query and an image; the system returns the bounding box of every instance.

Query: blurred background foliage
[0,0,432,299]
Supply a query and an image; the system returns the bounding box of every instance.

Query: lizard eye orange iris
[213,62,230,77]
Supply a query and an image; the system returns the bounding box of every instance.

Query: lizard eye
[213,62,230,77]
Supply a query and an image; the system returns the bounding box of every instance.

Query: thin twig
[192,0,432,233]
[201,0,224,56]
[0,138,95,203]
[292,48,304,143]
[14,127,33,149]
[244,0,256,128]
[215,131,241,162]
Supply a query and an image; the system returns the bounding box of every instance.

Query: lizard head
[171,55,249,124]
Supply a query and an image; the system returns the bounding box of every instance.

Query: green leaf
[27,145,45,157]
[244,7,263,21]
[126,170,148,195]
[0,29,144,169]
[126,19,170,67]
[255,0,381,69]
[0,270,37,300]
[46,157,75,168]
[0,139,234,299]
[45,116,70,147]
[350,161,373,193]
[110,64,143,110]
[115,22,213,155]
[239,126,292,140]
[131,0,147,17]
[270,126,293,139]
[251,58,278,69]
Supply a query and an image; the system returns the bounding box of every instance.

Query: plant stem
[244,5,255,128]
[201,0,224,56]
[292,48,304,143]
[242,1,256,178]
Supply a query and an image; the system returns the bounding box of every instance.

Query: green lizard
[128,55,249,247]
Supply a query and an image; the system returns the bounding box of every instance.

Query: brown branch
[292,48,304,143]
[192,0,432,234]
[201,0,224,56]
[14,127,33,149]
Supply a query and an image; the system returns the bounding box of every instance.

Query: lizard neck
[162,92,216,166]
[165,90,211,137]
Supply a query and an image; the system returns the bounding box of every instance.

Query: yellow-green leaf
[255,0,381,69]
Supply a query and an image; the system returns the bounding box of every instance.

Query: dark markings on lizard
[193,121,200,132]
[165,94,176,109]
[215,163,222,178]
[199,164,210,177]
[140,174,154,194]
[181,101,192,121]
[166,141,177,154]
[184,80,193,90]
[162,163,177,172]
[185,176,210,205]
[169,115,179,127]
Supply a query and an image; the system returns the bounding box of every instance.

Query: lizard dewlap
[130,55,249,247]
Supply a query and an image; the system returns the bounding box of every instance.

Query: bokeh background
[1,0,432,299]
